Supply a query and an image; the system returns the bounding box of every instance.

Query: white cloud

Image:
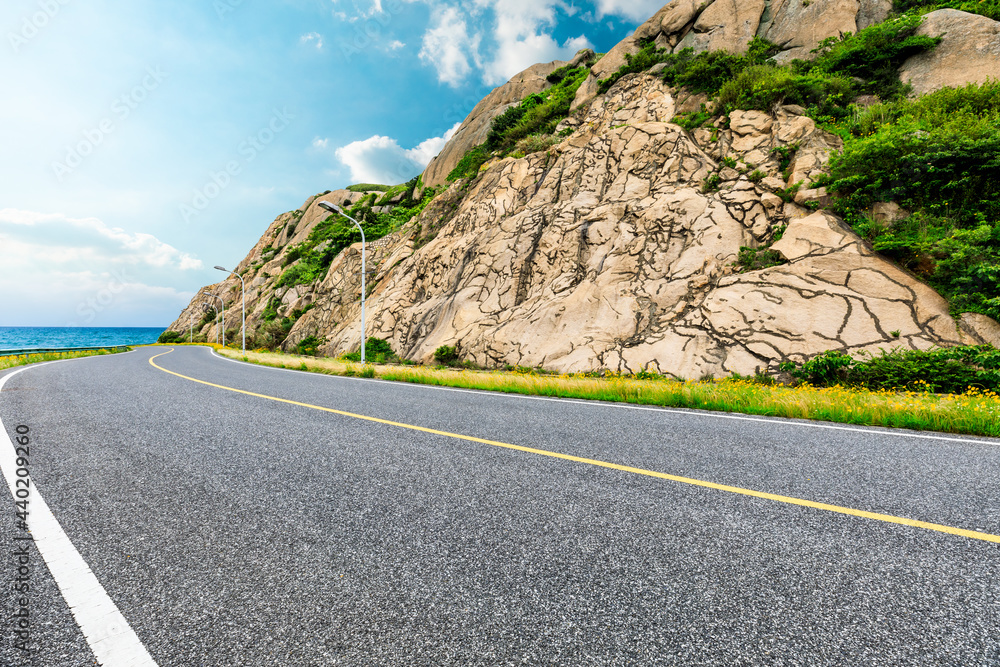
[334,122,463,184]
[481,0,592,85]
[419,6,481,87]
[410,1,592,87]
[388,40,406,50]
[313,137,330,149]
[300,32,325,50]
[593,0,665,21]
[0,209,202,271]
[0,209,203,326]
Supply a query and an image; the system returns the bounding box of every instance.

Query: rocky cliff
[169,1,1000,377]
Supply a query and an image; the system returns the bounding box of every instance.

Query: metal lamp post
[202,303,220,345]
[201,291,225,347]
[317,201,366,363]
[215,266,246,353]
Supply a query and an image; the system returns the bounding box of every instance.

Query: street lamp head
[318,201,341,215]
[214,265,228,272]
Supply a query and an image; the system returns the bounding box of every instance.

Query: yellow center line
[149,349,1000,545]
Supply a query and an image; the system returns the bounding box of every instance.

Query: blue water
[0,327,166,352]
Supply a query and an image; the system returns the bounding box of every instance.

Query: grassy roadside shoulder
[216,349,1000,439]
[0,348,131,372]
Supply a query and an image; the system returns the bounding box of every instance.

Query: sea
[0,327,166,353]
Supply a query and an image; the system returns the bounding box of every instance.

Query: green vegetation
[782,345,1000,394]
[346,184,391,192]
[253,301,315,350]
[220,349,1000,438]
[893,0,1000,20]
[434,345,460,365]
[598,37,783,96]
[599,16,937,121]
[448,65,591,181]
[733,246,787,272]
[295,335,321,356]
[277,181,439,289]
[157,330,184,344]
[828,81,1000,319]
[341,337,398,363]
[0,348,128,371]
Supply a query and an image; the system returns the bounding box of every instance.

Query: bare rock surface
[900,9,1000,95]
[676,0,766,54]
[960,313,1000,347]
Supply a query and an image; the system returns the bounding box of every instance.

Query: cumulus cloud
[410,1,592,86]
[334,123,462,184]
[419,6,481,87]
[593,0,665,21]
[0,209,202,325]
[480,0,592,85]
[0,209,202,271]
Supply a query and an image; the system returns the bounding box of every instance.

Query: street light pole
[318,201,366,363]
[215,266,246,353]
[203,303,220,345]
[201,292,225,348]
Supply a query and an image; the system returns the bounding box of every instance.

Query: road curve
[1,346,999,666]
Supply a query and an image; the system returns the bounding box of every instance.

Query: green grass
[0,348,129,371]
[218,349,1000,438]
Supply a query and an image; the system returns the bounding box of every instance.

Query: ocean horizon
[0,326,167,352]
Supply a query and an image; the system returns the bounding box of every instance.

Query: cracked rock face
[176,73,979,378]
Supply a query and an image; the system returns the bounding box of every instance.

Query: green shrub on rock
[782,346,1000,393]
[157,330,183,344]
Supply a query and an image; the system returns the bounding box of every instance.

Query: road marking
[209,348,1000,449]
[152,349,1000,545]
[0,361,159,667]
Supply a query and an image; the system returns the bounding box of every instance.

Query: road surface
[1,346,998,666]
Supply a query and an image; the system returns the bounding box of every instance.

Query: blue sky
[0,0,664,327]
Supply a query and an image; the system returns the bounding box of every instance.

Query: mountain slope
[168,1,1000,376]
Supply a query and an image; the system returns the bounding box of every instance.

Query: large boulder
[758,0,864,63]
[900,9,1000,95]
[675,0,766,54]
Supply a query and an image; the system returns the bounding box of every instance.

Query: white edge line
[205,348,1000,449]
[0,356,158,667]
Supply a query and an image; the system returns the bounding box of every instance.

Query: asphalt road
[1,346,998,666]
